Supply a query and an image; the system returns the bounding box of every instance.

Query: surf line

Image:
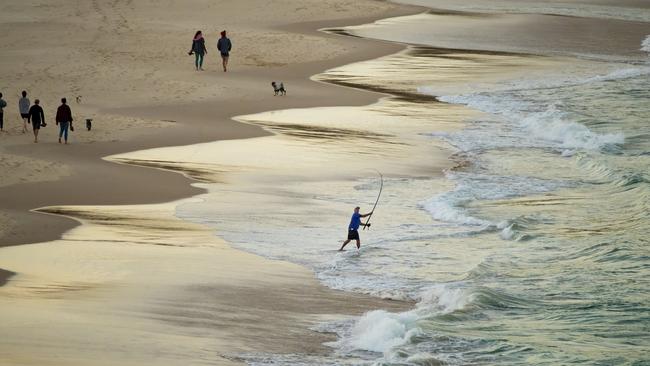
[363,170,383,230]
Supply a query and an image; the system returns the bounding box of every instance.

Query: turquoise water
[176,2,650,365]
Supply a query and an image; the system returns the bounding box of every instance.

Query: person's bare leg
[339,239,351,251]
[22,118,27,133]
[33,129,38,143]
[356,240,361,249]
[222,56,228,72]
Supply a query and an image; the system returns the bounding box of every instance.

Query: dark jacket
[56,104,73,123]
[192,37,206,54]
[217,37,232,55]
[28,105,45,125]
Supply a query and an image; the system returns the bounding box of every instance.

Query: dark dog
[86,118,93,131]
[271,81,286,96]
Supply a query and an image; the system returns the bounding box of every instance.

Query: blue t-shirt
[349,212,362,231]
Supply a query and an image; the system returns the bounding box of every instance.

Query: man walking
[56,97,73,144]
[28,99,45,143]
[19,90,30,133]
[339,206,372,251]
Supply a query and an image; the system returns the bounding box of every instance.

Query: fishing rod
[363,170,383,230]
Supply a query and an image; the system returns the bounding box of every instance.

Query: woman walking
[56,97,73,144]
[217,30,232,72]
[189,30,207,71]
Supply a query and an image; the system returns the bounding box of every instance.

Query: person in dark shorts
[28,99,45,143]
[216,30,232,72]
[0,92,6,131]
[339,206,373,251]
[19,90,30,133]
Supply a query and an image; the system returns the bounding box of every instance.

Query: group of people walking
[189,30,232,72]
[0,91,74,144]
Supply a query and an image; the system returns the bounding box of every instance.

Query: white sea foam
[339,284,471,356]
[519,105,624,150]
[433,82,626,152]
[641,35,650,54]
[349,310,421,353]
[499,222,516,240]
[585,67,650,83]
[417,284,472,313]
[421,171,566,228]
[422,192,491,227]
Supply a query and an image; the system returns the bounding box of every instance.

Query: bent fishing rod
[363,170,383,230]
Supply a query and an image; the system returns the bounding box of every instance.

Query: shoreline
[0,2,425,248]
[1,2,429,363]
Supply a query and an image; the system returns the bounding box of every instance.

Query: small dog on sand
[271,81,286,96]
[76,95,82,104]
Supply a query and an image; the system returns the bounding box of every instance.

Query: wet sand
[341,8,650,60]
[1,202,412,365]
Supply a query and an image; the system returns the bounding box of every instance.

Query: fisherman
[339,206,372,251]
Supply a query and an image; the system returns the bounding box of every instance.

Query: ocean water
[171,2,650,365]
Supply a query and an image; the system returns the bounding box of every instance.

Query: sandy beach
[0,0,426,364]
[3,0,648,364]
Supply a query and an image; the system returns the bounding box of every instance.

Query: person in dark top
[189,30,207,71]
[338,206,373,251]
[55,97,73,144]
[217,30,232,72]
[28,99,45,143]
[19,90,30,134]
[0,92,6,131]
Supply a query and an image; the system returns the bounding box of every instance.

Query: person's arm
[360,212,373,218]
[27,107,32,123]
